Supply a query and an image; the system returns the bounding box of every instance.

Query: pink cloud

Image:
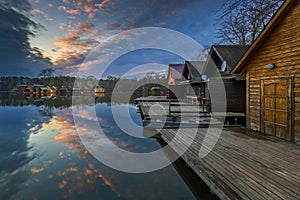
[88,13,94,19]
[48,3,54,7]
[31,9,44,14]
[59,23,66,30]
[31,9,54,22]
[58,6,80,15]
[84,4,94,13]
[77,22,95,33]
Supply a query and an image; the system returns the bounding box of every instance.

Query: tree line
[0,72,167,93]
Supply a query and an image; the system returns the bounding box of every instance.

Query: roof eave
[232,0,295,75]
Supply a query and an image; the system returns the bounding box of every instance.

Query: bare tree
[217,0,284,45]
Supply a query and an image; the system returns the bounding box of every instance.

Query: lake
[0,93,217,200]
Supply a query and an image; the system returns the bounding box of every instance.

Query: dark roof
[232,0,295,74]
[185,61,206,81]
[168,64,185,80]
[211,45,249,72]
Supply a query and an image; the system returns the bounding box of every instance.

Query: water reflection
[0,94,216,200]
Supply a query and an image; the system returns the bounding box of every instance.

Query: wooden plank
[159,127,300,200]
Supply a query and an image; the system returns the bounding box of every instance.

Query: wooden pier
[138,101,245,125]
[136,99,300,199]
[159,128,300,200]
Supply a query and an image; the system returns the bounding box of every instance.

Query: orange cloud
[84,4,94,13]
[54,39,70,46]
[31,9,44,14]
[88,13,94,19]
[68,34,80,41]
[58,6,80,15]
[78,22,94,33]
[31,167,45,174]
[48,3,54,7]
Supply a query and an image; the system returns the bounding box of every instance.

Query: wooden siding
[246,1,300,144]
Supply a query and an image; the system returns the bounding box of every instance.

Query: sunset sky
[0,0,223,78]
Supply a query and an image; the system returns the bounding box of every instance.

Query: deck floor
[159,128,300,200]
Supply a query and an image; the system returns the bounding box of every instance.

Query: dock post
[168,99,171,115]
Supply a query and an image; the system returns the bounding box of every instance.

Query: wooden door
[261,78,292,141]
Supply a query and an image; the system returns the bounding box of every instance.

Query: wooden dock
[138,101,245,125]
[159,127,300,200]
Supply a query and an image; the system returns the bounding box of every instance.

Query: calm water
[0,94,217,200]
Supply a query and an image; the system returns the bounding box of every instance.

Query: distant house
[95,85,105,93]
[167,64,185,99]
[24,86,32,94]
[17,85,28,94]
[182,61,206,98]
[232,0,300,144]
[32,84,43,95]
[51,86,58,94]
[39,86,50,95]
[204,45,249,113]
[150,87,162,96]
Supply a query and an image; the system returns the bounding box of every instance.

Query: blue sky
[0,0,223,78]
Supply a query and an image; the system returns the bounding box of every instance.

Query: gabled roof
[185,61,206,81]
[211,45,249,72]
[232,0,295,74]
[167,64,185,80]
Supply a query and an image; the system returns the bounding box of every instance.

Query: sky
[0,0,223,78]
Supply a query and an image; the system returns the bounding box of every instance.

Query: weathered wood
[160,127,300,200]
[239,0,300,144]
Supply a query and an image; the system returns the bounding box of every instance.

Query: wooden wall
[224,79,246,113]
[245,0,300,144]
[168,85,186,99]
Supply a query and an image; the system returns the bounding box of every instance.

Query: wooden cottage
[150,87,162,96]
[232,0,300,144]
[17,85,28,94]
[95,85,105,93]
[204,45,249,113]
[182,61,206,98]
[167,64,185,99]
[51,86,57,94]
[39,86,50,95]
[32,84,43,95]
[24,85,32,94]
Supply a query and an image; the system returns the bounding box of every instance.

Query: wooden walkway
[159,128,300,200]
